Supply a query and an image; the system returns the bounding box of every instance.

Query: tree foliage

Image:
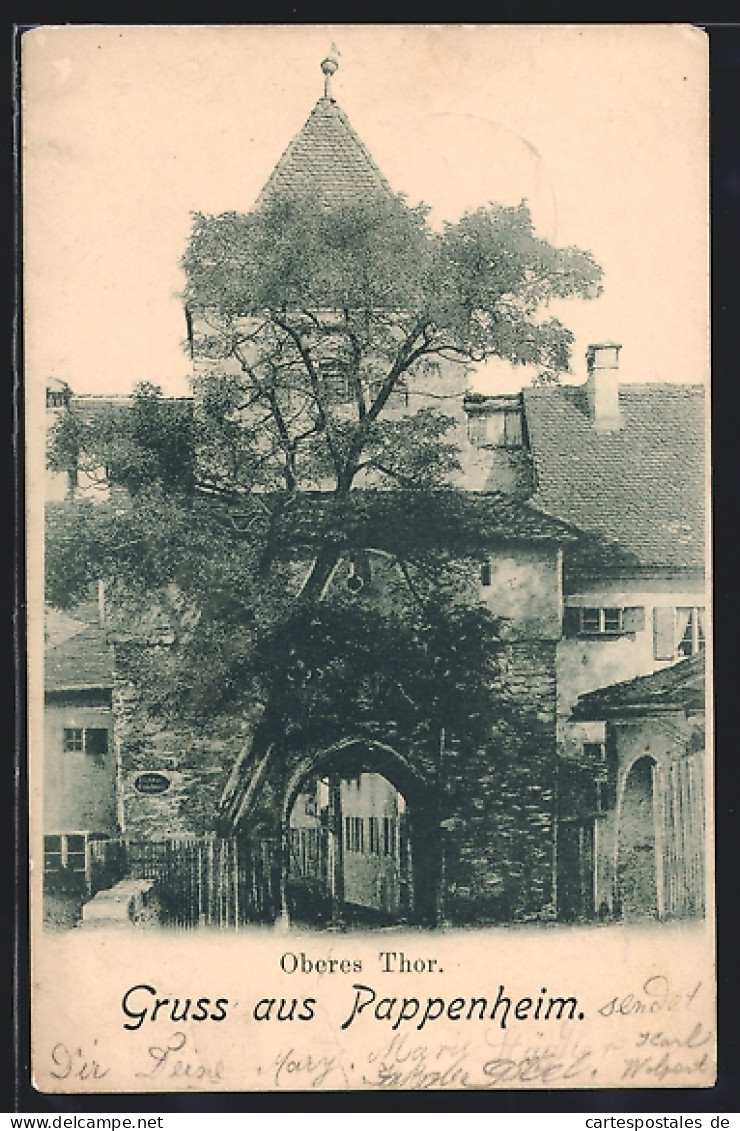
[47,382,196,499]
[46,190,602,831]
[183,194,602,499]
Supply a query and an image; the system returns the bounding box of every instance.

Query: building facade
[463,344,707,918]
[42,57,708,928]
[570,653,705,920]
[44,601,120,911]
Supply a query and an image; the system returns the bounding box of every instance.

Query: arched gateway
[225,736,442,928]
[616,756,658,920]
[283,739,440,927]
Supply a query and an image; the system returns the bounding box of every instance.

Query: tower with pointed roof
[255,53,394,210]
[186,56,573,926]
[186,54,478,493]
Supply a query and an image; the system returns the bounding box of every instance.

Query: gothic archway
[616,756,658,920]
[282,738,441,928]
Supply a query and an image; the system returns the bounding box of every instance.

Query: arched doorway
[282,739,440,928]
[616,756,658,919]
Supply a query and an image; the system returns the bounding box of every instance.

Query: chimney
[586,342,622,431]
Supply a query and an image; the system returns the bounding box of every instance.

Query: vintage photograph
[25,25,713,1092]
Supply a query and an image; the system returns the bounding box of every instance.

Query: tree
[46,191,602,904]
[47,381,196,501]
[184,194,601,501]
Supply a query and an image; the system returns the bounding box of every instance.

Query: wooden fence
[89,836,278,928]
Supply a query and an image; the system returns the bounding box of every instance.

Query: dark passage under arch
[284,739,441,928]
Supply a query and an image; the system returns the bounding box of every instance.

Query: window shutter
[85,728,109,756]
[504,409,523,447]
[653,606,676,660]
[623,606,646,633]
[562,606,581,637]
[467,415,486,445]
[486,413,505,446]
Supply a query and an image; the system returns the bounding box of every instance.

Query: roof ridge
[618,382,706,393]
[328,100,393,191]
[523,381,705,398]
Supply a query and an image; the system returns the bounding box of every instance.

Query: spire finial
[320,45,340,100]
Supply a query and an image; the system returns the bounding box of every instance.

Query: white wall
[557,576,706,760]
[44,701,118,835]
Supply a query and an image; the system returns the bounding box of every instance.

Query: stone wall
[113,678,241,839]
[439,640,558,923]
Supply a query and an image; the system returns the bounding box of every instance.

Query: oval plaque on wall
[134,771,171,796]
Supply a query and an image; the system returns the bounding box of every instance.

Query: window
[653,606,705,661]
[382,817,396,857]
[582,741,617,812]
[365,374,408,407]
[388,374,409,407]
[291,827,320,876]
[44,833,88,876]
[480,561,492,588]
[317,333,356,404]
[580,607,623,635]
[368,816,380,855]
[467,414,488,446]
[63,727,109,756]
[322,363,353,404]
[676,607,706,658]
[583,742,607,783]
[563,606,646,638]
[344,816,364,853]
[467,408,523,449]
[63,728,84,752]
[275,380,295,412]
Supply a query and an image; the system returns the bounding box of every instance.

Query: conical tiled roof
[255,95,394,208]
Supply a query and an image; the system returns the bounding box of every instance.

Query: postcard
[23,24,714,1093]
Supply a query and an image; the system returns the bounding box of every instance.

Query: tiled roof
[45,605,114,693]
[67,394,193,426]
[523,383,706,570]
[201,489,583,551]
[572,651,705,717]
[255,97,394,208]
[68,395,135,419]
[45,607,90,651]
[47,377,71,394]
